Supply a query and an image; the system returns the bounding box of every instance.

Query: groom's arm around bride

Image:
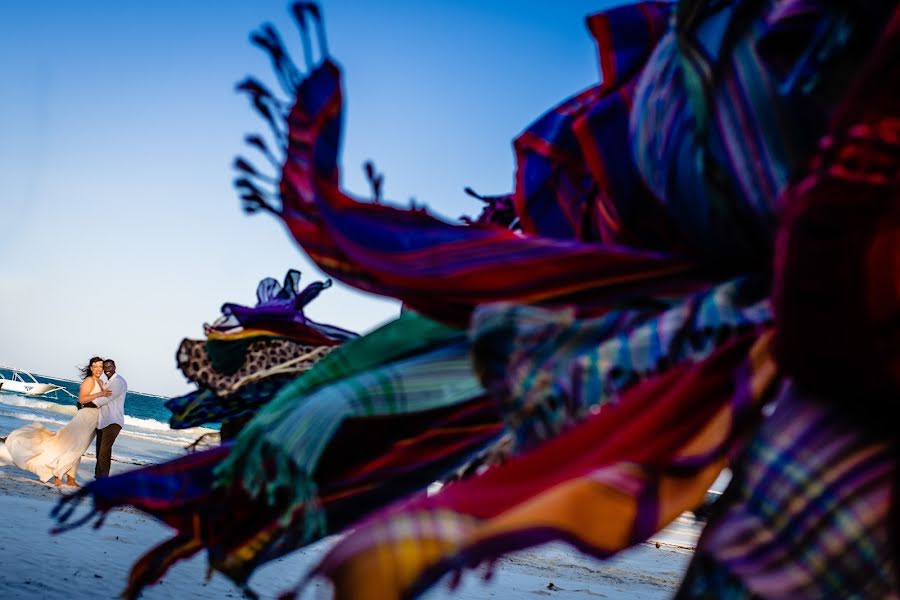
[93,359,128,478]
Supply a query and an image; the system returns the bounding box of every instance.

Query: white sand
[0,454,699,600]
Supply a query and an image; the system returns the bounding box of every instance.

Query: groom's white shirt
[94,373,127,429]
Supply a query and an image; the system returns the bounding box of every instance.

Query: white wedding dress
[0,379,100,482]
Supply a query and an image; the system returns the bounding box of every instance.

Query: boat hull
[0,380,62,396]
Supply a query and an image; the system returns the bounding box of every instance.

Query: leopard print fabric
[177,337,334,396]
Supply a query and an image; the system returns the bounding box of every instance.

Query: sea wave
[123,414,182,432]
[0,394,77,416]
[121,425,218,446]
[0,411,71,428]
[0,392,215,438]
[0,389,220,470]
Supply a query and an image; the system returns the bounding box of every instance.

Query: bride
[0,356,111,486]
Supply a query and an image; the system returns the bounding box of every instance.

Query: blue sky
[1,1,616,396]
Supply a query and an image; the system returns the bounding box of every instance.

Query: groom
[93,359,128,478]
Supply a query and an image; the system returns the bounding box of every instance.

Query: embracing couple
[3,356,127,487]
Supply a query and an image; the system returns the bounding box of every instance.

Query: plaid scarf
[472,277,771,451]
[306,333,777,600]
[54,394,502,599]
[514,3,676,248]
[52,3,897,599]
[677,384,897,599]
[677,11,900,597]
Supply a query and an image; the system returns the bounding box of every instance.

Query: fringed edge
[262,472,329,553]
[50,486,107,534]
[459,188,519,230]
[213,436,327,542]
[364,161,385,203]
[185,431,221,453]
[121,534,205,600]
[234,2,331,217]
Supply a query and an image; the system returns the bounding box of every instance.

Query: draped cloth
[165,270,354,431]
[471,277,771,451]
[290,2,897,598]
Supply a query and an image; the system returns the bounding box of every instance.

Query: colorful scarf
[472,277,771,451]
[51,3,897,599]
[676,11,900,596]
[165,376,296,430]
[676,384,897,599]
[54,395,501,599]
[306,333,777,600]
[214,310,481,525]
[513,3,677,248]
[234,2,710,328]
[166,270,354,430]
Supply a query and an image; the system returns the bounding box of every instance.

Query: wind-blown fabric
[239,2,710,328]
[53,395,501,599]
[51,1,899,598]
[632,1,815,266]
[472,277,771,451]
[770,7,900,406]
[213,311,483,526]
[308,333,777,600]
[165,377,296,430]
[208,3,774,588]
[54,312,503,597]
[513,3,677,248]
[205,269,357,344]
[277,2,893,598]
[165,270,355,430]
[676,384,897,600]
[677,9,900,596]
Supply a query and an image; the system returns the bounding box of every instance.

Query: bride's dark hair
[79,356,105,379]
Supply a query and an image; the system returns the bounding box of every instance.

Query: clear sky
[0,1,617,396]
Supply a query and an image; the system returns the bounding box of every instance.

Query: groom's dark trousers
[95,424,122,478]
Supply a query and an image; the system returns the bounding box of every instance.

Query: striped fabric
[54,395,502,599]
[677,384,897,599]
[215,311,471,495]
[472,276,772,450]
[217,338,484,512]
[307,333,777,600]
[51,3,899,599]
[676,12,900,597]
[629,0,854,267]
[515,3,677,248]
[248,3,710,328]
[772,5,900,405]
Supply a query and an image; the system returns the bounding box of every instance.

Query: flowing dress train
[1,379,100,482]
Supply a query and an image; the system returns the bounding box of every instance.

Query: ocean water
[16,372,175,422]
[0,369,217,469]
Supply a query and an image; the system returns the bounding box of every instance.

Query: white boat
[0,367,67,396]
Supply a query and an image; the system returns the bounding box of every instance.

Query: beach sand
[0,453,698,600]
